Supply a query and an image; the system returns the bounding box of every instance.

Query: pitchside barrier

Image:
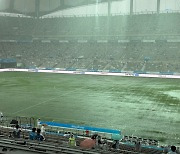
[40,121,122,140]
[0,117,121,140]
[0,68,180,79]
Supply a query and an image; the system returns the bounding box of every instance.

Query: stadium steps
[0,126,165,154]
[0,138,101,154]
[0,128,135,154]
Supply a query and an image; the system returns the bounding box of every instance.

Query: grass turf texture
[0,72,180,145]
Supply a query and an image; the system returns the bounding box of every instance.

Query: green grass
[0,72,180,145]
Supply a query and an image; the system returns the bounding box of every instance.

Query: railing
[0,117,177,154]
[0,116,35,130]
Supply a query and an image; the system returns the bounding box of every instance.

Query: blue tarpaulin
[40,121,121,134]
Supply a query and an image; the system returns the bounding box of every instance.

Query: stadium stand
[0,41,180,72]
[0,7,180,153]
[1,116,179,154]
[0,13,180,72]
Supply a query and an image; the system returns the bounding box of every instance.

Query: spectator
[29,128,36,140]
[91,134,98,140]
[0,112,3,123]
[177,147,180,154]
[112,140,119,149]
[69,134,76,146]
[135,140,141,152]
[41,124,45,136]
[85,130,89,136]
[35,128,45,141]
[80,134,98,149]
[97,135,103,145]
[37,118,41,128]
[168,146,177,154]
[64,132,71,137]
[102,139,109,151]
[13,124,21,138]
[96,135,103,149]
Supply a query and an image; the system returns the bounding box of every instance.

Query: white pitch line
[12,97,56,114]
[12,89,80,114]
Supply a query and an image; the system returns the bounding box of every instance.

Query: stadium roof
[0,0,180,17]
[0,0,121,17]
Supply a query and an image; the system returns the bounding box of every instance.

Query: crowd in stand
[0,114,179,154]
[8,124,180,153]
[29,127,45,141]
[0,13,180,72]
[0,41,179,72]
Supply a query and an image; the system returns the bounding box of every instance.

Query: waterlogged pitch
[0,72,179,145]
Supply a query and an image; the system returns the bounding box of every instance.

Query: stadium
[0,0,180,153]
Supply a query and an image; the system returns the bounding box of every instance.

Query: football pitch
[0,72,180,145]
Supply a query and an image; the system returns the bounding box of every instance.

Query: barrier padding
[0,69,180,79]
[40,121,121,134]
